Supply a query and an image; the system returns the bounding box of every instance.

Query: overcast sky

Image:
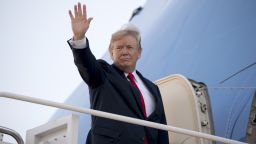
[0,0,145,142]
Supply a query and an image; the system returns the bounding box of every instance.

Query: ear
[109,49,114,60]
[138,48,142,59]
[108,44,114,60]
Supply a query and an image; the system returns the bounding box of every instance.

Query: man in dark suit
[68,2,169,144]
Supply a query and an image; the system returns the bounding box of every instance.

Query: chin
[119,65,134,72]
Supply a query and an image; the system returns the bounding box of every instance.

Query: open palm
[69,3,93,40]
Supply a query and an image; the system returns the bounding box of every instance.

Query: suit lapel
[110,65,144,119]
[136,71,162,120]
[127,81,146,118]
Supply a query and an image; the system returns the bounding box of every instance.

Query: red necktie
[127,73,149,144]
[127,73,147,118]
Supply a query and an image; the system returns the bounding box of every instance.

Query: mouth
[120,57,131,61]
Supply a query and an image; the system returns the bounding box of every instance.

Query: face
[110,35,141,73]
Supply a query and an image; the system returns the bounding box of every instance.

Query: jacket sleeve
[68,38,106,88]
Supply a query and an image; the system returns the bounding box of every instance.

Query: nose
[120,46,129,54]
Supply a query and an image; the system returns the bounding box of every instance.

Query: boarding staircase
[0,74,254,144]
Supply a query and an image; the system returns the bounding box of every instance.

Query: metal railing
[0,126,24,144]
[0,91,247,144]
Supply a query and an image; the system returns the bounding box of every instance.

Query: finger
[83,4,87,19]
[68,10,74,21]
[74,5,78,17]
[77,2,82,16]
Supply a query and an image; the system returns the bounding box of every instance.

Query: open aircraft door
[155,74,215,144]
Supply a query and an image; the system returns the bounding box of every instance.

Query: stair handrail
[0,126,24,144]
[0,91,247,144]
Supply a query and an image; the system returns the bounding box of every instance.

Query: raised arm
[68,3,106,88]
[68,2,93,40]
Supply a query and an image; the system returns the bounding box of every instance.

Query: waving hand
[69,3,93,40]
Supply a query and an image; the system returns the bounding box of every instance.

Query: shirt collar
[124,71,138,81]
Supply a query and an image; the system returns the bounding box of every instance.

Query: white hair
[119,23,140,33]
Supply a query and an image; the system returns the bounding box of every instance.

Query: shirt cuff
[68,37,87,49]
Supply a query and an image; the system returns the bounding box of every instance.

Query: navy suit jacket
[69,39,169,144]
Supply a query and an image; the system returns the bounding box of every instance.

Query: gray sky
[0,0,145,141]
